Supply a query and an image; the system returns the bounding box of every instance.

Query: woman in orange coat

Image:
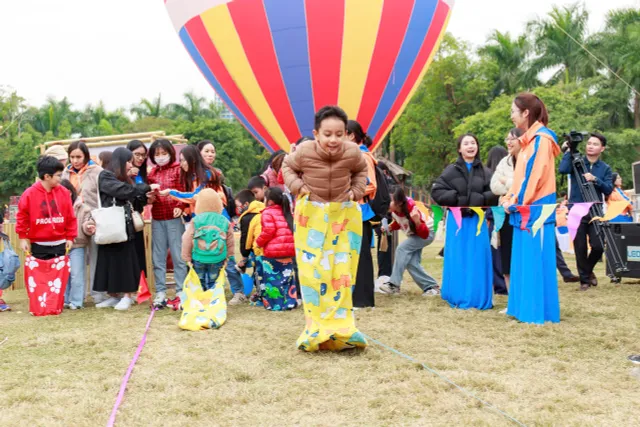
[502,93,561,324]
[608,173,633,223]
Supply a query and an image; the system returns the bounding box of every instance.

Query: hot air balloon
[165,0,454,152]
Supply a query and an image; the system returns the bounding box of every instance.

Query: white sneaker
[499,307,508,314]
[114,297,133,311]
[422,287,441,296]
[153,291,166,305]
[96,297,121,308]
[93,293,108,304]
[68,304,81,310]
[229,293,247,305]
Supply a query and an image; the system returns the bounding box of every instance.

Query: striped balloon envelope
[165,0,454,152]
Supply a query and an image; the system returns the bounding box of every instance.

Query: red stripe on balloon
[305,0,345,111]
[185,17,280,152]
[356,0,415,132]
[371,0,449,150]
[228,0,301,144]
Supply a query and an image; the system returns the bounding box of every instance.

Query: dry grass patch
[1,243,640,426]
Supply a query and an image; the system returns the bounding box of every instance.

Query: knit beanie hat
[44,145,68,162]
[195,188,223,215]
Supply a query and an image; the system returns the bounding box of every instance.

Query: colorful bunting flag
[591,201,629,223]
[532,204,557,236]
[516,206,531,231]
[567,202,593,241]
[470,207,485,236]
[430,205,444,234]
[491,207,506,232]
[449,207,462,234]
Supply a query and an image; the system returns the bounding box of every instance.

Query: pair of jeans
[152,218,188,293]
[65,247,86,307]
[389,234,438,291]
[225,257,243,294]
[193,260,225,291]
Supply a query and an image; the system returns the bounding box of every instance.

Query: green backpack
[192,212,229,264]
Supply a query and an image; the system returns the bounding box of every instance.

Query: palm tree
[527,3,598,84]
[598,9,640,128]
[31,97,77,135]
[130,94,165,119]
[167,91,214,121]
[479,30,538,94]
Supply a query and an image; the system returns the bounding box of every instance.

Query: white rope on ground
[362,333,528,427]
[0,337,8,347]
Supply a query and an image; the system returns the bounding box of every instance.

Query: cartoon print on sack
[347,232,362,252]
[282,268,293,278]
[38,292,47,307]
[334,253,349,265]
[331,275,351,291]
[320,283,328,296]
[334,291,341,301]
[313,269,321,279]
[320,250,334,271]
[320,306,336,319]
[331,219,349,234]
[53,257,66,271]
[25,256,39,270]
[301,250,316,264]
[48,278,62,294]
[28,276,37,293]
[301,286,320,307]
[307,229,325,249]
[335,308,348,319]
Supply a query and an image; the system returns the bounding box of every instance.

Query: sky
[1,0,638,111]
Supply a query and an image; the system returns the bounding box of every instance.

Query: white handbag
[92,173,128,245]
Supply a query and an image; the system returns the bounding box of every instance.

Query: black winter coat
[431,157,498,209]
[98,170,151,240]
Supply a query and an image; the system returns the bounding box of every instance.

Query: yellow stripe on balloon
[337,0,384,120]
[373,9,452,152]
[200,6,289,151]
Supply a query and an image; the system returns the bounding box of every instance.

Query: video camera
[562,130,589,154]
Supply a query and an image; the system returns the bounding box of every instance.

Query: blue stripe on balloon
[367,0,438,137]
[264,0,316,139]
[179,27,273,152]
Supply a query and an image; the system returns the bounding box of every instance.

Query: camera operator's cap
[44,145,68,161]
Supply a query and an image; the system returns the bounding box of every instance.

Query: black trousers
[374,225,393,278]
[573,219,603,284]
[555,237,574,279]
[353,221,375,308]
[31,243,66,260]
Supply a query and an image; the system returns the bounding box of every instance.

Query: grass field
[2,241,640,426]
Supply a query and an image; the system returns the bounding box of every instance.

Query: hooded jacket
[238,200,264,258]
[62,160,103,211]
[388,197,430,240]
[256,204,295,259]
[282,140,368,203]
[431,157,497,208]
[16,181,77,243]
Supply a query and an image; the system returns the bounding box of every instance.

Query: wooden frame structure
[38,131,188,153]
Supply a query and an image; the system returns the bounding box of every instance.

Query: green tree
[172,117,264,190]
[528,3,598,84]
[167,91,216,121]
[479,30,538,95]
[0,124,41,200]
[130,94,165,119]
[392,34,495,187]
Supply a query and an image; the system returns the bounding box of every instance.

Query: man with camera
[559,132,613,291]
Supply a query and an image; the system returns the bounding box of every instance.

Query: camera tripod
[568,150,629,277]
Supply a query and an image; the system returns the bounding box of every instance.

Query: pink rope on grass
[107,309,156,427]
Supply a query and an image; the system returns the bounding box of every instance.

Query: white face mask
[155,155,170,166]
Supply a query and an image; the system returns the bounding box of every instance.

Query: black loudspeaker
[632,161,640,194]
[606,222,640,279]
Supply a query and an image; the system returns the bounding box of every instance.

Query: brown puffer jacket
[282,140,368,203]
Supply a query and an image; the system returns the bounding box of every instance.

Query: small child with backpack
[379,188,440,297]
[181,189,234,293]
[255,187,298,311]
[235,189,265,303]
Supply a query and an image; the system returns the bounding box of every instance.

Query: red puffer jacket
[256,204,295,258]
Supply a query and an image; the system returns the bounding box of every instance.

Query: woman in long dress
[431,134,497,310]
[501,93,561,324]
[282,105,368,352]
[93,148,155,311]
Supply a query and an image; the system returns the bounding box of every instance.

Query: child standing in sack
[181,189,235,291]
[17,156,77,259]
[255,187,298,311]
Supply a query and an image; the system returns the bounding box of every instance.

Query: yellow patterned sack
[178,267,227,331]
[294,197,368,352]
